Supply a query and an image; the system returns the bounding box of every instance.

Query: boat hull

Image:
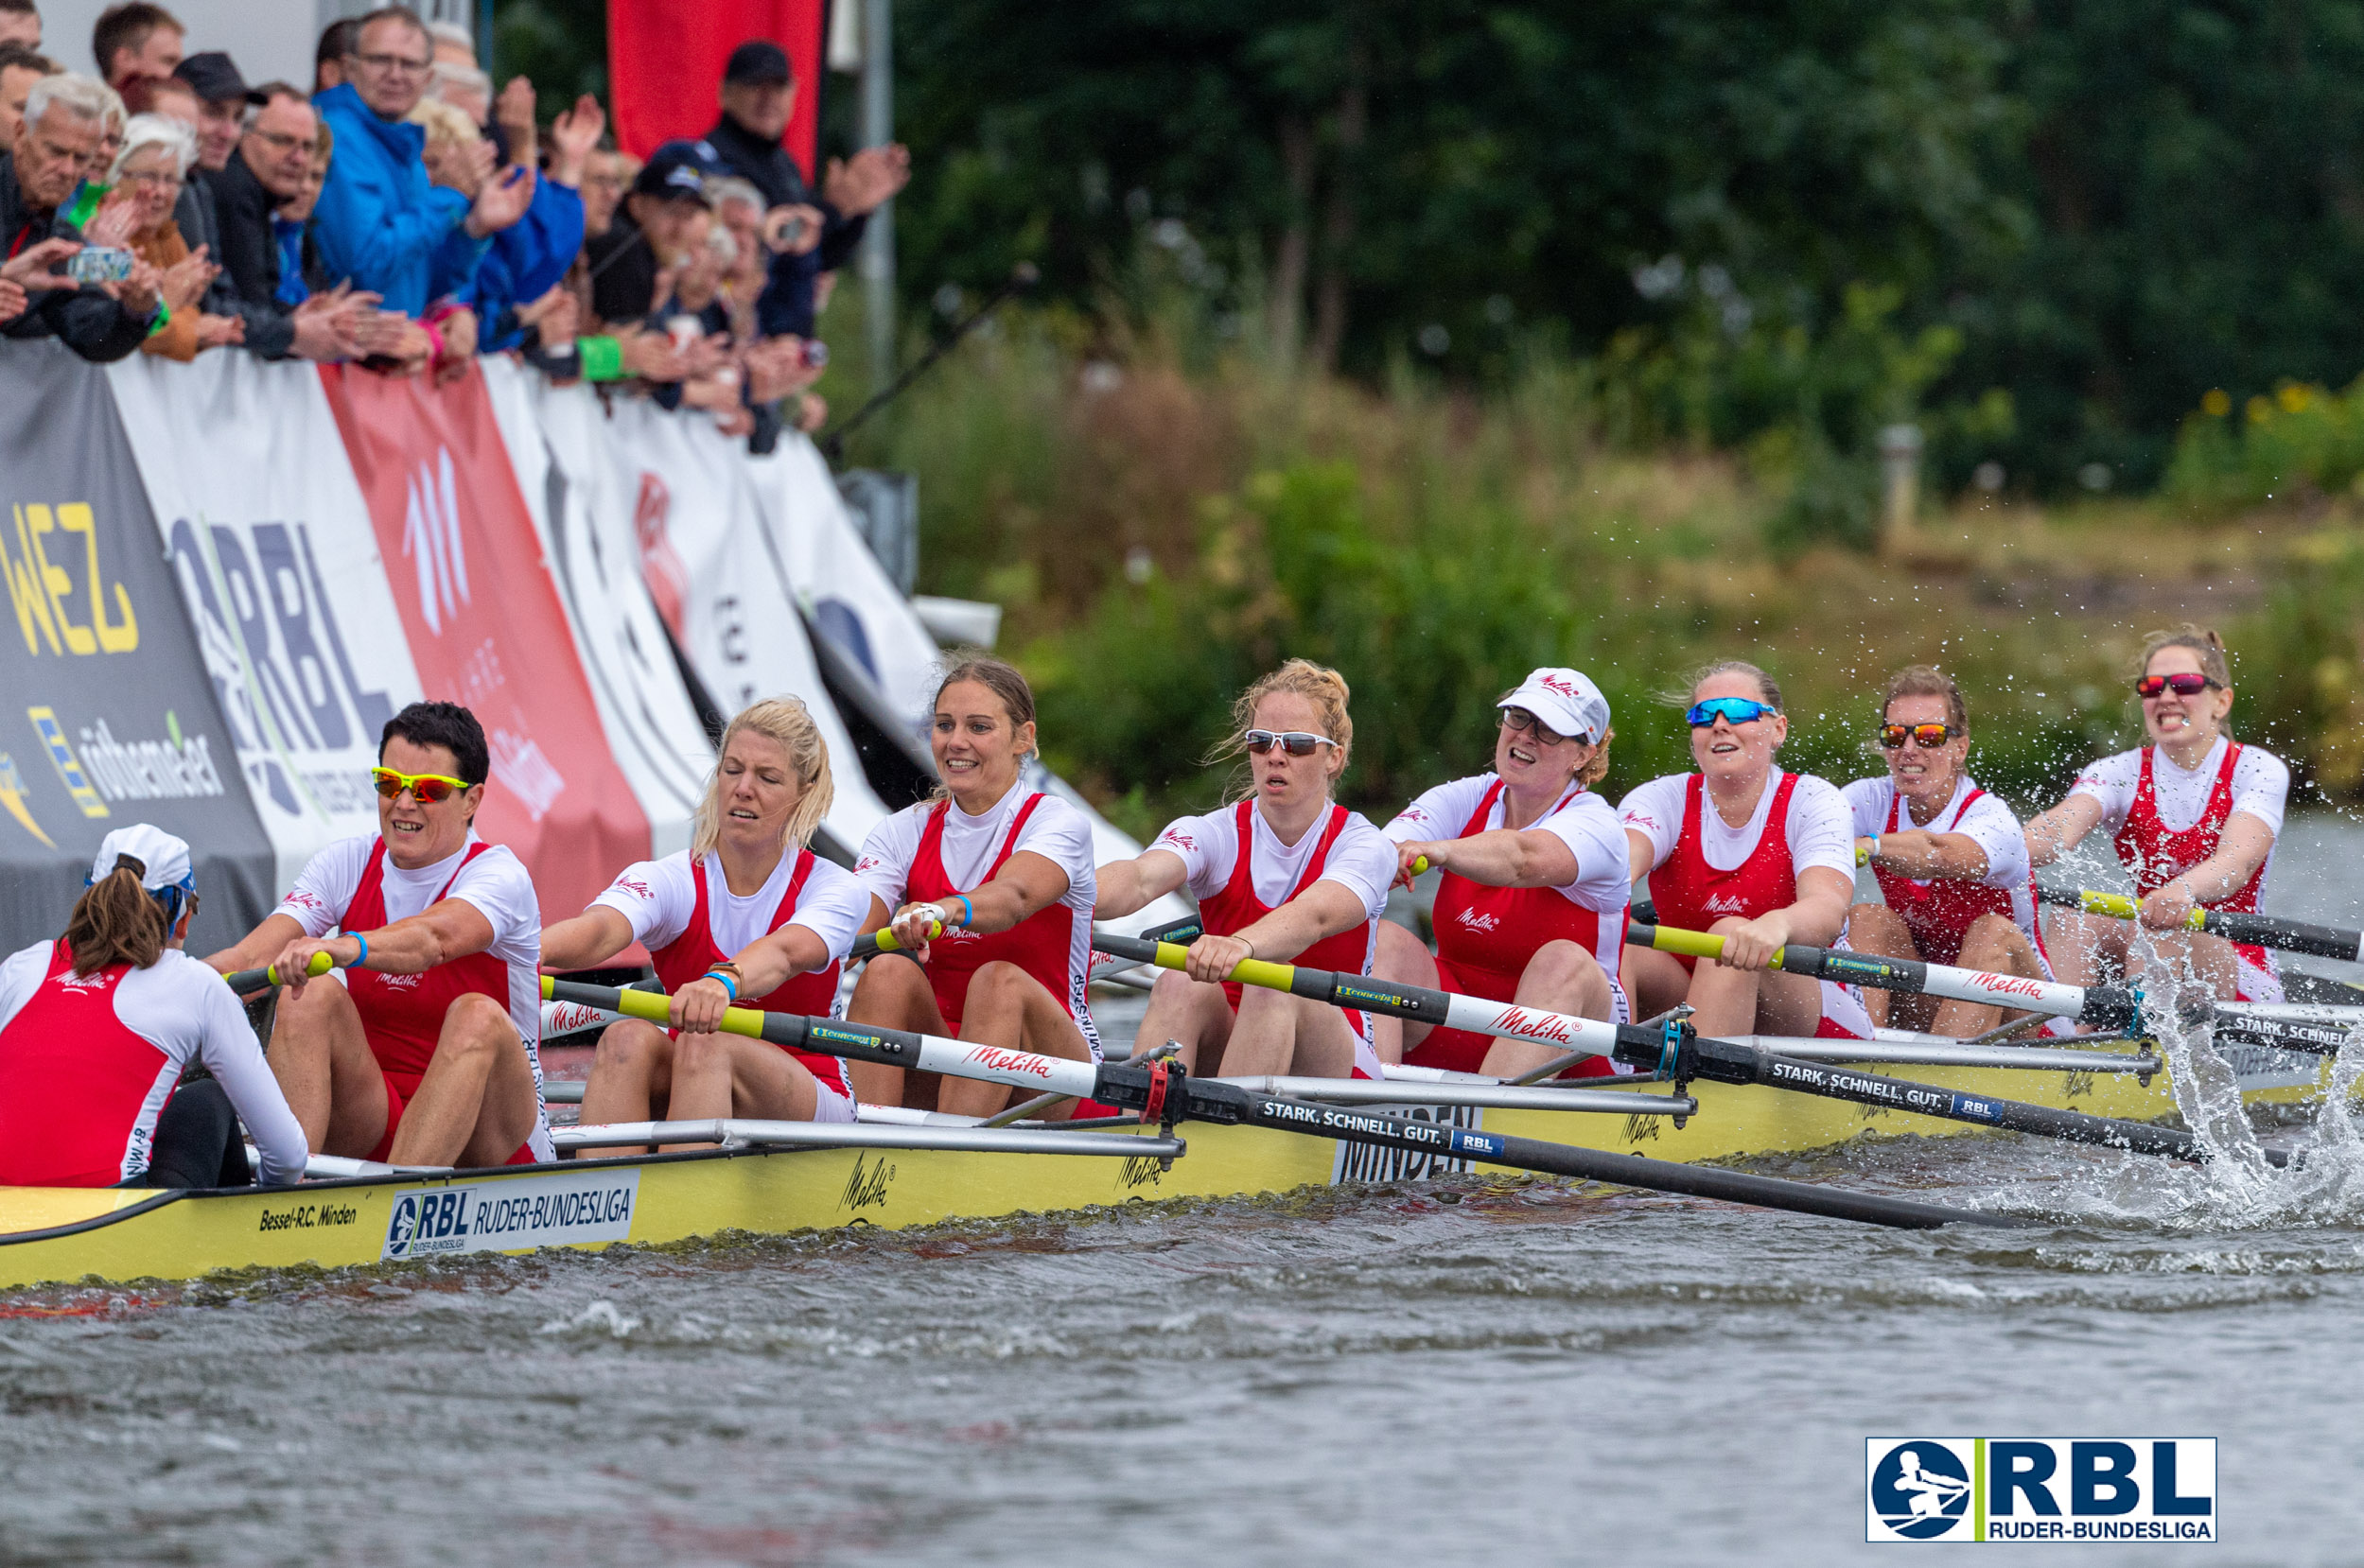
[0,1044,2333,1291]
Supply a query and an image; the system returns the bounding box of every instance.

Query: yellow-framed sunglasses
[370,767,473,804]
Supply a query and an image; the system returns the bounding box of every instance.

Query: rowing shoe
[540,976,2016,1230]
[1088,934,2268,1167]
[2038,885,2364,965]
[1632,922,2361,1058]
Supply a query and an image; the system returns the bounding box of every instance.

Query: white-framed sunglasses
[1244,729,1338,758]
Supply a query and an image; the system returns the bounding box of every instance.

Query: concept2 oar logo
[1865,1437,2216,1542]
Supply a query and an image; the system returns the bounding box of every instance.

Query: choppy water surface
[2,816,2362,1567]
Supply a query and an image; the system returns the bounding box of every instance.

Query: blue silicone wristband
[346,932,368,969]
[954,895,974,929]
[706,969,738,1002]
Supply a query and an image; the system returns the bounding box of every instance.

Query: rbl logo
[1865,1437,2215,1543]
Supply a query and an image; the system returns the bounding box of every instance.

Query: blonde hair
[690,697,835,858]
[404,96,479,148]
[1881,664,1967,732]
[1675,658,1783,711]
[1213,659,1354,799]
[2137,623,2232,688]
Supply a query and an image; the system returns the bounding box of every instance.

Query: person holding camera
[0,70,161,359]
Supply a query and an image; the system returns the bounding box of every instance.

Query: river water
[2,816,2361,1567]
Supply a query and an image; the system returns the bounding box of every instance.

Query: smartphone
[64,247,133,285]
[799,339,830,370]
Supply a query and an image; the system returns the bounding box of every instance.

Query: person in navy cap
[583,134,724,325]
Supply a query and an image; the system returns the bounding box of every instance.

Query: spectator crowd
[0,0,908,446]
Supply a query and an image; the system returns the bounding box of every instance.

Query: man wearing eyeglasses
[200,80,373,359]
[311,3,533,317]
[205,701,552,1170]
[0,70,162,358]
[1838,665,2055,1037]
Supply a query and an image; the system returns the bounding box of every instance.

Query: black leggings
[140,1078,255,1189]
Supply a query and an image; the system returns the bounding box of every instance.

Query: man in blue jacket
[309,4,530,318]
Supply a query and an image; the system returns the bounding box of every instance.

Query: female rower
[849,656,1105,1116]
[1374,667,1632,1080]
[1095,659,1393,1080]
[0,826,306,1190]
[540,698,868,1136]
[1841,665,2053,1036]
[1618,660,1874,1039]
[2024,625,2287,1002]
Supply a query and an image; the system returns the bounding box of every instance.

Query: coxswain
[1840,665,2056,1036]
[540,698,867,1136]
[1618,660,1874,1038]
[848,656,1106,1116]
[205,702,552,1167]
[2024,624,2287,1003]
[1095,659,1393,1080]
[0,826,306,1190]
[1373,667,1632,1079]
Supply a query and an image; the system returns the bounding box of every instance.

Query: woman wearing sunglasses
[1618,660,1873,1039]
[205,702,553,1168]
[1094,659,1394,1079]
[2024,624,2287,1003]
[0,826,306,1191]
[1839,666,2055,1035]
[1371,668,1632,1079]
[849,656,1109,1116]
[538,698,867,1140]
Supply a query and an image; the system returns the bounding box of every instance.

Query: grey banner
[0,341,277,952]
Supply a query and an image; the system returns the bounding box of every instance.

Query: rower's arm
[2141,810,2276,923]
[202,912,307,976]
[537,907,635,973]
[1409,828,1579,890]
[1712,864,1852,970]
[1093,847,1188,920]
[1862,828,1988,881]
[714,919,835,1000]
[936,847,1070,935]
[266,898,497,1000]
[2023,794,2104,868]
[1623,826,1657,886]
[1224,878,1368,964]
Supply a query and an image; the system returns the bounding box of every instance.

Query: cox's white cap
[1498,667,1612,744]
[89,824,196,896]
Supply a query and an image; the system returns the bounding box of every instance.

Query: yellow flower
[2278,383,2313,413]
[2247,394,2273,425]
[2200,388,2231,417]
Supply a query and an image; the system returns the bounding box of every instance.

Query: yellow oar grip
[1644,923,1790,971]
[265,951,337,986]
[1148,939,1298,991]
[869,920,946,953]
[1411,855,1430,875]
[2072,888,2204,931]
[535,973,772,1040]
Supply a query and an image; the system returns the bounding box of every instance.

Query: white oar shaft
[1434,992,1619,1060]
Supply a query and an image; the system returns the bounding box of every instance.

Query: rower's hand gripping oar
[1628,922,2144,1031]
[540,976,2014,1228]
[1089,934,2265,1167]
[2038,885,2364,965]
[221,950,336,997]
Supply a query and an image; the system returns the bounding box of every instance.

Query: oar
[2038,885,2364,964]
[854,913,1205,964]
[541,976,2011,1229]
[221,951,336,996]
[1627,922,2139,1029]
[1088,934,2249,1166]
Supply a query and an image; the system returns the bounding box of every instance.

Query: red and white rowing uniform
[1842,775,2050,968]
[855,785,1105,1058]
[1385,774,1632,1075]
[1620,770,1875,1038]
[0,944,307,1188]
[592,847,869,1121]
[276,833,553,1162]
[2069,738,2289,1003]
[1150,798,1394,1079]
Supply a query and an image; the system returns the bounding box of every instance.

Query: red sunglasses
[2134,672,2217,698]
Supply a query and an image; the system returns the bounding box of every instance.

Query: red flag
[606,0,826,179]
[318,364,653,926]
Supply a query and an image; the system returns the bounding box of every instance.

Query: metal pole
[859,0,896,395]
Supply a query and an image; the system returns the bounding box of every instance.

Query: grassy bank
[827,309,2364,841]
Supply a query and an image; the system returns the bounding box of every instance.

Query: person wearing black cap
[704,37,907,340]
[583,135,718,326]
[172,49,259,173]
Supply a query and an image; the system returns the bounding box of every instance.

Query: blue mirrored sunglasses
[1686,697,1779,727]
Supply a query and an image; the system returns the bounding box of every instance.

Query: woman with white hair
[539,698,870,1136]
[108,111,239,357]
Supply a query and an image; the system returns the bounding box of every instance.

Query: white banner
[589,398,890,848]
[480,363,710,858]
[106,354,424,892]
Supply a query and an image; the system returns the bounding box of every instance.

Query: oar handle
[222,950,336,997]
[1091,932,1304,994]
[542,973,810,1049]
[854,919,944,960]
[2039,884,2364,962]
[1627,922,1794,972]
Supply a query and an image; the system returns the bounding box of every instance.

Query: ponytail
[62,858,169,975]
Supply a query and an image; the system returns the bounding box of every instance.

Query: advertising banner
[319,364,652,924]
[595,395,891,847]
[108,352,421,896]
[0,341,277,951]
[479,362,709,859]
